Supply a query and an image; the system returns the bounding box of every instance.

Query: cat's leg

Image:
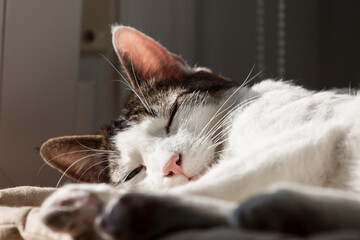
[230,183,360,236]
[40,124,352,238]
[95,192,234,240]
[40,183,235,240]
[40,183,119,240]
[168,124,360,235]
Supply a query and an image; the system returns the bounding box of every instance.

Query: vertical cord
[112,0,121,115]
[257,0,265,79]
[277,0,286,77]
[0,0,7,124]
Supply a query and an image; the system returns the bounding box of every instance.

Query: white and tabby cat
[39,26,360,240]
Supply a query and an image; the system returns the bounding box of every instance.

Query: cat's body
[169,80,360,201]
[39,26,360,240]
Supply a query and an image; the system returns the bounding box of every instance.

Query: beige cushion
[0,186,71,240]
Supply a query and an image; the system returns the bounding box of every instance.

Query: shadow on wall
[120,0,360,90]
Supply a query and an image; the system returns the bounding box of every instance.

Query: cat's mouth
[186,154,216,182]
[188,167,208,181]
[188,176,199,181]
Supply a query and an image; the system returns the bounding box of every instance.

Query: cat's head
[40,26,237,191]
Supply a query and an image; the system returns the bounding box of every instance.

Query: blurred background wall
[0,0,359,188]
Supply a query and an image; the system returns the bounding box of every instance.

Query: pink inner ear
[113,26,189,82]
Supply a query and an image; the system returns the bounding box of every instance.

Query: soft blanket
[1,186,360,240]
[0,186,70,240]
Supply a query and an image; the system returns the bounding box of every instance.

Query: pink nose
[163,153,187,177]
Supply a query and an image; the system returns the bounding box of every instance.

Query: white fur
[40,26,360,238]
[112,103,221,190]
[108,79,360,202]
[40,79,360,239]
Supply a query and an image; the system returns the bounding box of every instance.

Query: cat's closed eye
[124,166,144,182]
[166,102,178,134]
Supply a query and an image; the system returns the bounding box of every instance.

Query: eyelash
[166,102,178,134]
[124,166,144,182]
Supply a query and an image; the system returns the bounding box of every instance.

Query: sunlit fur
[40,26,360,239]
[105,75,360,201]
[101,27,360,200]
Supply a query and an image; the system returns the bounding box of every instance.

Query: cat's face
[40,26,236,190]
[106,73,235,191]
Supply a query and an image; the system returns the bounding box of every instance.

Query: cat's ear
[112,25,193,88]
[40,135,109,183]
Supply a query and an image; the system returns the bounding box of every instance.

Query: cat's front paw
[40,184,115,239]
[230,188,322,236]
[95,193,228,240]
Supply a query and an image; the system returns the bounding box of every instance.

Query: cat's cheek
[183,147,214,180]
[127,173,190,191]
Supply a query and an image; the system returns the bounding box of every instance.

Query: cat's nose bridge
[163,153,187,178]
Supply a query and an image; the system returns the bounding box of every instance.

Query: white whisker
[197,94,259,149]
[56,152,106,188]
[208,137,229,150]
[100,53,152,113]
[76,159,117,183]
[37,148,114,176]
[130,55,153,114]
[98,165,113,183]
[197,66,261,140]
[198,101,237,145]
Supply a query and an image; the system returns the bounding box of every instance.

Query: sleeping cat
[39,25,360,240]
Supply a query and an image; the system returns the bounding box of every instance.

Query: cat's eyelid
[166,101,178,134]
[123,165,144,182]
